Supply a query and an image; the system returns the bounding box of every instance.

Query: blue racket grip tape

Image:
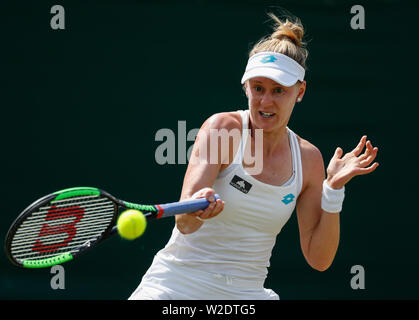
[158,194,220,217]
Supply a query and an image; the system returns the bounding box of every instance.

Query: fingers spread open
[352,135,367,156]
[355,162,379,175]
[333,147,344,160]
[360,147,378,167]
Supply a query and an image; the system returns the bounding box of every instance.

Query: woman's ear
[242,83,248,97]
[297,80,306,102]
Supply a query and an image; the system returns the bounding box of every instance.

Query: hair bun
[249,12,309,69]
[269,16,304,47]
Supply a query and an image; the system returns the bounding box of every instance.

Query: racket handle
[157,194,220,218]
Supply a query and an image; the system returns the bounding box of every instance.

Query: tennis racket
[5,187,219,269]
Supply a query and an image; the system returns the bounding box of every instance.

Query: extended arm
[176,113,241,234]
[296,136,379,271]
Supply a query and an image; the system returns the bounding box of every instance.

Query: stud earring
[297,97,302,102]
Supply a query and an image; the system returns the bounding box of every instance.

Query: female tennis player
[129,13,379,300]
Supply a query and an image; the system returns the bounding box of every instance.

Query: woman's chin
[253,116,278,131]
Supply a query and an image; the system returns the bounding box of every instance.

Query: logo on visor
[260,55,277,64]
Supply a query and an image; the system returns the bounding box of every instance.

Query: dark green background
[0,0,417,299]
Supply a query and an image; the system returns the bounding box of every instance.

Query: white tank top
[156,110,303,281]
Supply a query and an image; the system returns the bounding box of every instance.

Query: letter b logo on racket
[32,205,84,253]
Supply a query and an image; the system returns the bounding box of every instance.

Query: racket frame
[5,188,121,268]
[5,186,217,269]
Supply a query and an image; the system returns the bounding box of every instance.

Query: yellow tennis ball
[117,209,147,240]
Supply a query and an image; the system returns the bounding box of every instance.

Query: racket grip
[158,194,220,218]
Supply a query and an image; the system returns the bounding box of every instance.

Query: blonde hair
[249,13,308,70]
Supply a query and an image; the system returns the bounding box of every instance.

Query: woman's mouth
[259,111,276,118]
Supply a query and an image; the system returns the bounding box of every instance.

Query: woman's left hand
[326,135,379,189]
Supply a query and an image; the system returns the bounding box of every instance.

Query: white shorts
[128,256,279,300]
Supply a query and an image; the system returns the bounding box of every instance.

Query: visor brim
[241,67,300,87]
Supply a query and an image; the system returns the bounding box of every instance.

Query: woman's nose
[260,92,274,106]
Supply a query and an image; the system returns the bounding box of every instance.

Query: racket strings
[10,195,115,262]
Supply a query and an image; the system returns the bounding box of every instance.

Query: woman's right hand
[176,188,225,234]
[188,187,224,221]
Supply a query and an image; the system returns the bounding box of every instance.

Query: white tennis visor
[241,51,305,87]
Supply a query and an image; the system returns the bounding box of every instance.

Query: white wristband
[321,180,345,213]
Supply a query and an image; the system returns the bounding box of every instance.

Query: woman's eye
[274,88,283,93]
[254,86,262,92]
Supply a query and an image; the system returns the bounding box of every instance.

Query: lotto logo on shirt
[230,175,252,194]
[282,193,295,205]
